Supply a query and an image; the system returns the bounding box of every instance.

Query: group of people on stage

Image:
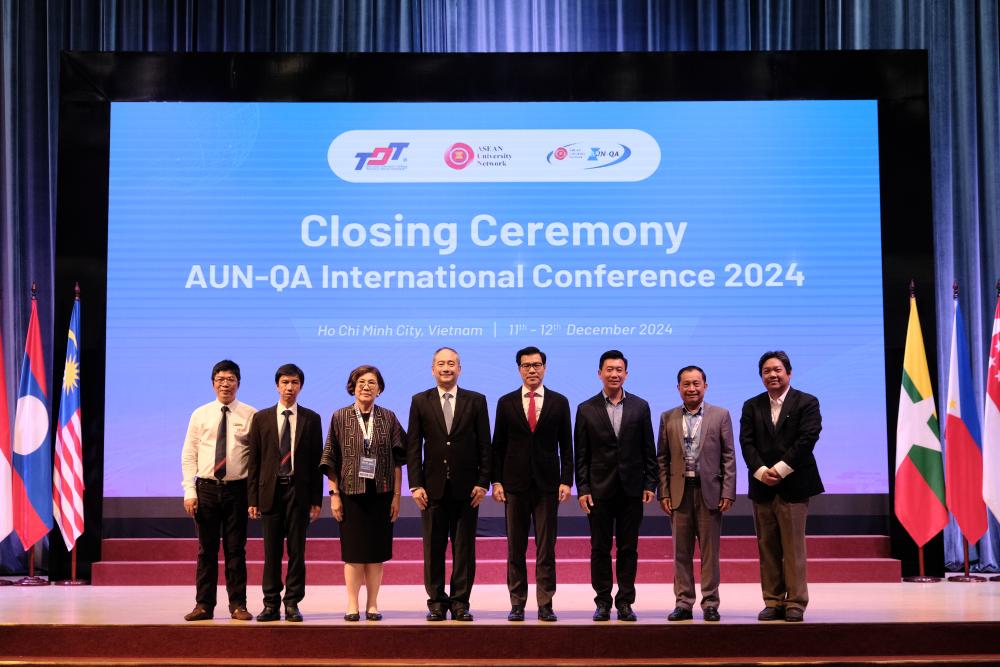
[180,346,823,625]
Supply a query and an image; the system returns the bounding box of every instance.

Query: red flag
[983,290,1000,521]
[0,316,12,541]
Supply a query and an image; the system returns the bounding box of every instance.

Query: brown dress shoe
[229,605,253,621]
[184,606,213,621]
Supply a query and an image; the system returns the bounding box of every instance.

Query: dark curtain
[1,0,997,573]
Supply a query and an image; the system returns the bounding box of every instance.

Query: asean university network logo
[444,142,475,170]
[354,142,410,170]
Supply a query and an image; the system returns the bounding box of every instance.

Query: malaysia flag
[12,292,52,550]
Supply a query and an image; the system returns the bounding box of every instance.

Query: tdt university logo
[354,142,410,170]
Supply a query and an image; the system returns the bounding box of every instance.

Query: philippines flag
[12,293,51,549]
[944,295,987,544]
[53,296,84,550]
[0,316,11,542]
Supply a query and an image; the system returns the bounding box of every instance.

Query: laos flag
[12,295,51,549]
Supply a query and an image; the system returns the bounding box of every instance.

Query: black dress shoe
[284,605,303,622]
[507,605,525,622]
[451,607,474,622]
[757,606,785,621]
[616,603,637,622]
[593,605,611,622]
[256,606,280,622]
[703,607,720,622]
[184,605,213,621]
[537,604,558,622]
[426,609,446,622]
[667,606,693,621]
[344,612,360,622]
[365,611,383,621]
[784,608,804,622]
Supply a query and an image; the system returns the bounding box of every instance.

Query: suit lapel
[429,388,449,435]
[774,389,796,434]
[593,393,617,440]
[669,408,684,460]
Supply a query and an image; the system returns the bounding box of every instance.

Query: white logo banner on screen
[328,130,661,182]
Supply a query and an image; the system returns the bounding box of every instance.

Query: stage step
[92,535,899,585]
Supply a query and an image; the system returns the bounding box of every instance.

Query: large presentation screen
[104,99,886,498]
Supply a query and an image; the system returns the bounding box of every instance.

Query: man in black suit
[740,351,823,623]
[491,346,573,622]
[406,347,491,621]
[575,350,657,622]
[247,363,324,623]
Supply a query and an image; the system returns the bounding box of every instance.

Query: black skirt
[339,481,394,564]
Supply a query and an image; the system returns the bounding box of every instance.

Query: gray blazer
[656,402,736,510]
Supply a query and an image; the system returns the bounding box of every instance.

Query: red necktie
[527,392,537,432]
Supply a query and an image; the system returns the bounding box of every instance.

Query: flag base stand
[53,578,89,586]
[902,575,942,583]
[0,579,12,586]
[990,575,1000,581]
[947,574,988,582]
[14,575,51,586]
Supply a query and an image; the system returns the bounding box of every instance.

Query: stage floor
[2,581,999,625]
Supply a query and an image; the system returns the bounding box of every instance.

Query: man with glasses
[491,346,573,622]
[181,360,257,621]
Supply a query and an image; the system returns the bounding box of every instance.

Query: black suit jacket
[491,387,573,493]
[739,387,824,503]
[406,387,491,500]
[247,404,324,513]
[574,391,657,499]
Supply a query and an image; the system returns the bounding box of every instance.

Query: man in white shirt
[181,360,256,621]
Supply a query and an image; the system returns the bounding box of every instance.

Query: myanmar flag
[895,293,948,547]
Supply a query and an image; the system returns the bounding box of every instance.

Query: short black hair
[758,351,792,376]
[599,349,627,371]
[211,360,241,384]
[275,363,305,385]
[676,365,706,384]
[516,346,546,365]
[433,346,460,363]
[346,364,385,395]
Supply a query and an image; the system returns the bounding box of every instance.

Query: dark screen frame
[54,50,935,576]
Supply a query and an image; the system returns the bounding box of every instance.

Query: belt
[277,476,294,485]
[197,477,246,486]
[684,476,701,486]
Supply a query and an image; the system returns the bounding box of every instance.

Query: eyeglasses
[356,380,379,388]
[519,362,545,370]
[213,376,238,385]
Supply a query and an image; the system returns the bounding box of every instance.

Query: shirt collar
[684,402,704,416]
[769,387,791,405]
[602,388,627,404]
[278,402,297,413]
[437,386,458,399]
[523,385,544,397]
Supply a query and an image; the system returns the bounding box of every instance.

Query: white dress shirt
[181,398,257,500]
[754,386,794,481]
[276,402,299,473]
[521,384,544,422]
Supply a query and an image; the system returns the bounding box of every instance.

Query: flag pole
[14,284,50,586]
[948,537,986,582]
[53,283,88,586]
[0,290,11,587]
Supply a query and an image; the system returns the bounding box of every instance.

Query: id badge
[359,456,376,480]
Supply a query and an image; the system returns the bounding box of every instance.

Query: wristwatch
[328,489,339,496]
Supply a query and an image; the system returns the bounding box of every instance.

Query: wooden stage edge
[1,583,998,666]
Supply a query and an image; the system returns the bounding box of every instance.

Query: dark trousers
[505,489,558,608]
[671,482,722,610]
[260,480,309,609]
[588,490,643,608]
[422,482,479,612]
[194,478,248,610]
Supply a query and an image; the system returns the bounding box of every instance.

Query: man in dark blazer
[740,351,823,623]
[406,347,491,622]
[657,365,736,623]
[247,363,324,623]
[491,346,573,622]
[574,349,657,622]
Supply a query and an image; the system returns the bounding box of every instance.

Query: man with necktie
[181,360,257,621]
[247,363,324,622]
[491,346,573,622]
[406,347,491,621]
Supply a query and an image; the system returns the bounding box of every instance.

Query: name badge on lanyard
[355,406,377,480]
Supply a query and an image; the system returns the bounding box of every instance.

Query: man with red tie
[247,363,324,623]
[181,360,256,621]
[491,346,574,622]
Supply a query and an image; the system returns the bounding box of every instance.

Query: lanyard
[354,405,375,456]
